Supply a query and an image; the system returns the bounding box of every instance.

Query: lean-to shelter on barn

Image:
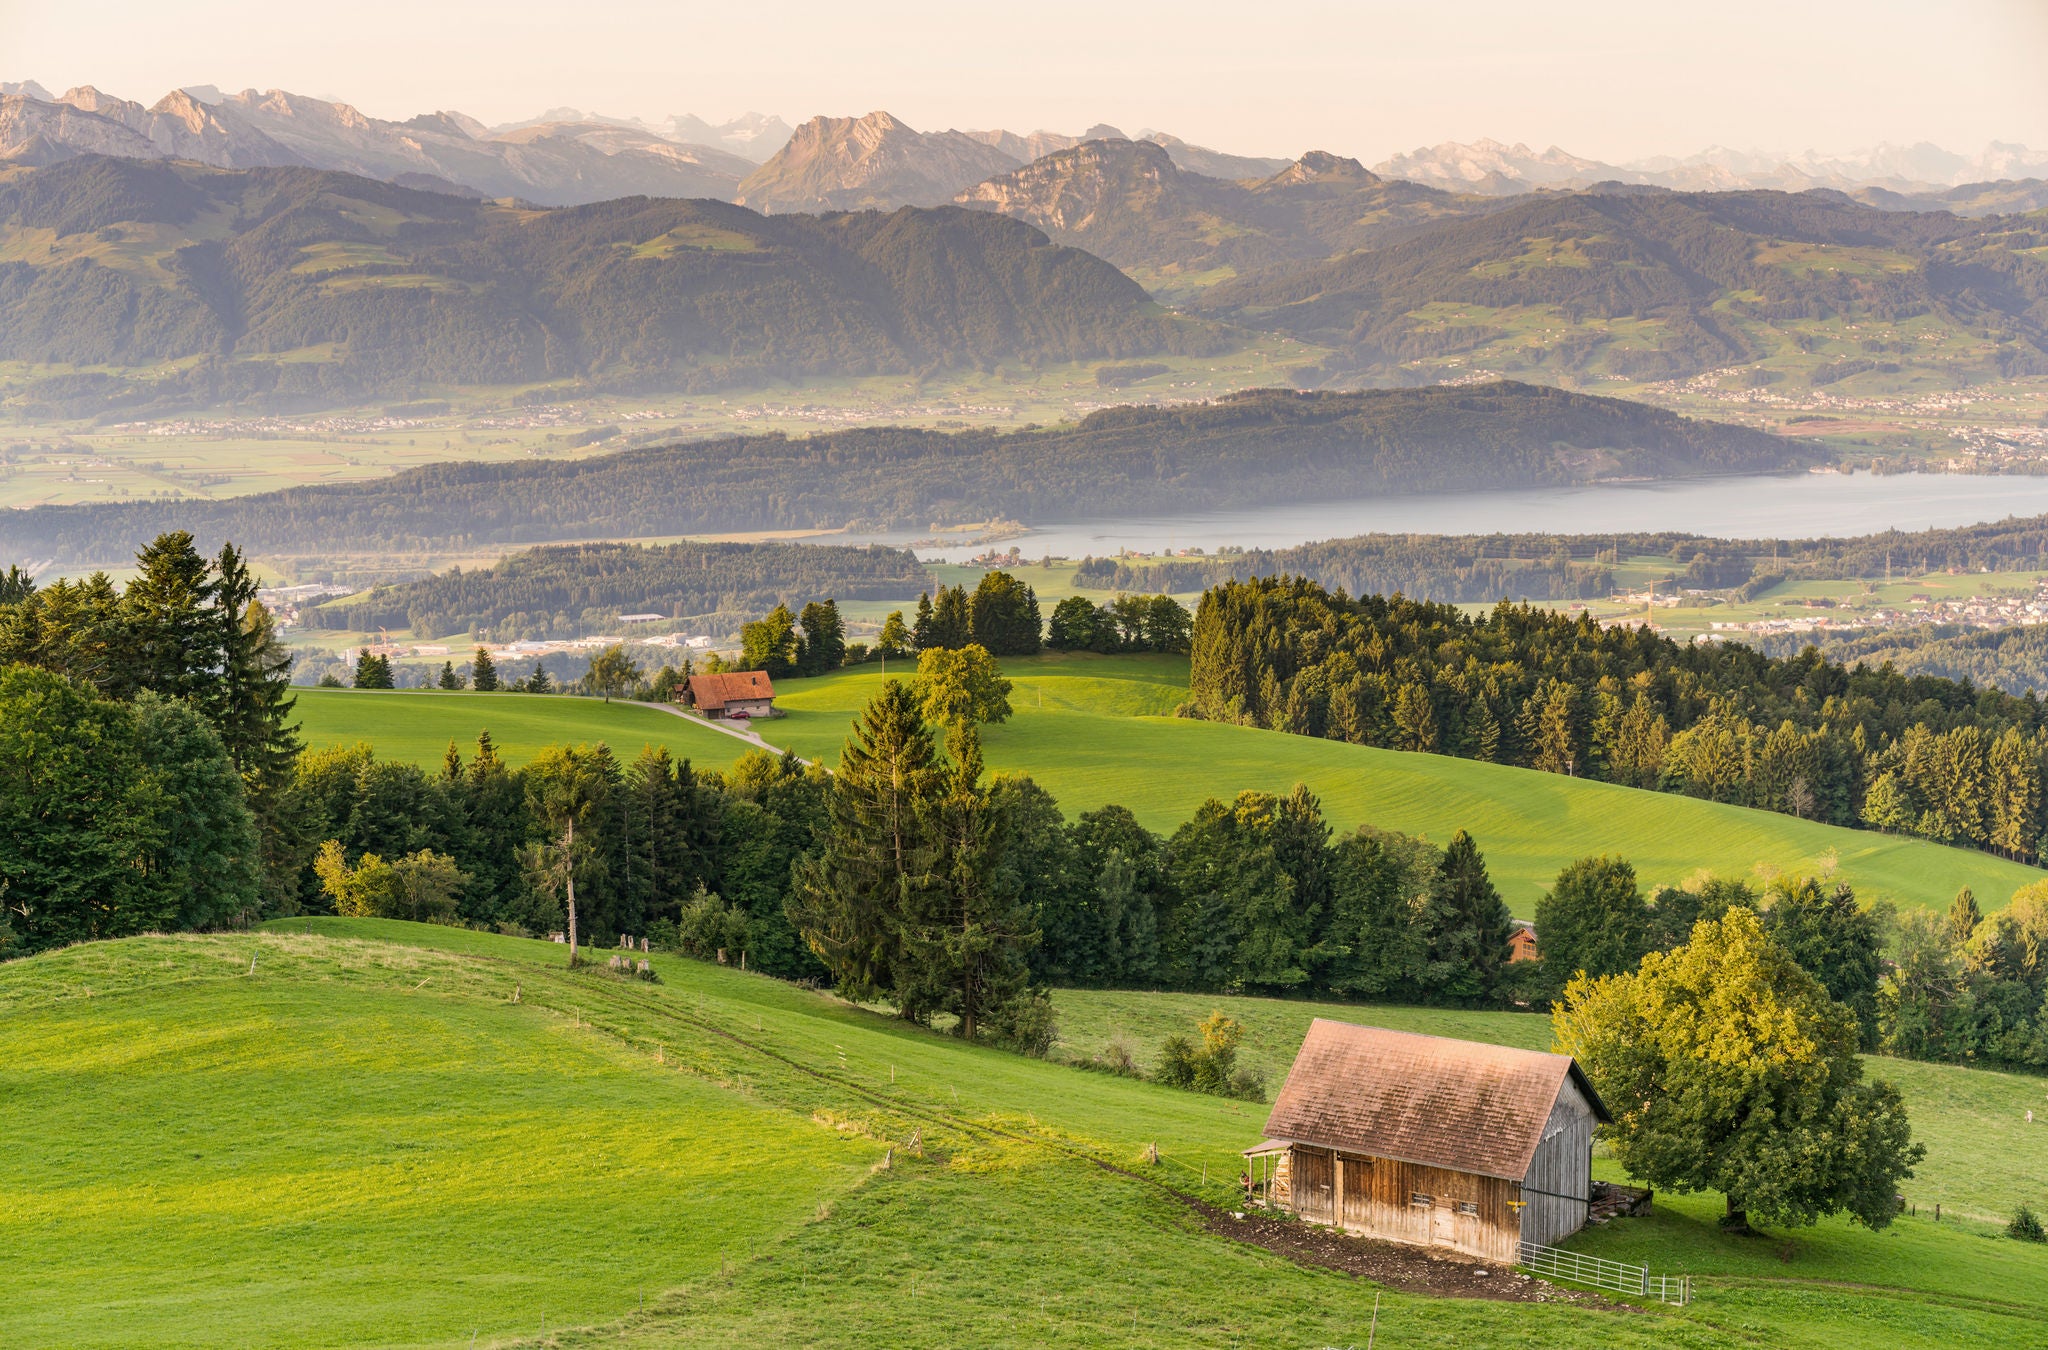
[1245,1019,1611,1263]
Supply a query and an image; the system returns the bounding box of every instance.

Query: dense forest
[1775,624,2048,699]
[0,156,1215,417]
[1077,511,2048,606]
[2,383,1813,564]
[304,541,929,640]
[1196,188,2048,382]
[1188,576,2048,861]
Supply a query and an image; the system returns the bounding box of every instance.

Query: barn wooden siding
[1283,1146,1523,1264]
[1517,1075,1596,1247]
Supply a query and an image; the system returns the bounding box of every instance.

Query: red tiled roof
[686,670,775,710]
[1262,1019,1611,1181]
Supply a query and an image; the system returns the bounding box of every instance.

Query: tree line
[1189,576,2048,861]
[1076,510,2048,611]
[302,541,930,643]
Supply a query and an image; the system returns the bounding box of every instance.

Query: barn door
[1341,1158,1373,1230]
[1429,1201,1456,1247]
[1293,1149,1334,1223]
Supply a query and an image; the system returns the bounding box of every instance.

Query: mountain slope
[1,383,1816,563]
[957,139,1497,296]
[0,156,1206,416]
[0,85,753,205]
[736,111,1024,212]
[1194,188,2048,385]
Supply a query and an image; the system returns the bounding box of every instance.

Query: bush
[989,987,1059,1057]
[1153,1013,1267,1100]
[2010,1204,2046,1242]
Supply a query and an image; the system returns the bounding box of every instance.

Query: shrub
[1153,1013,1267,1100]
[2010,1204,2046,1242]
[989,988,1059,1058]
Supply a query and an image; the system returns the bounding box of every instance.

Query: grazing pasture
[299,655,2048,913]
[3,919,2043,1348]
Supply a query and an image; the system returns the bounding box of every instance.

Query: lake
[901,472,2048,562]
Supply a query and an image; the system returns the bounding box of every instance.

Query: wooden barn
[1245,1019,1611,1263]
[684,670,776,719]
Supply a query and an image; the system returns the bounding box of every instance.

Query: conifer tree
[906,726,1036,1037]
[439,661,461,690]
[930,585,972,651]
[471,647,499,691]
[791,680,944,1010]
[353,650,394,689]
[911,593,935,652]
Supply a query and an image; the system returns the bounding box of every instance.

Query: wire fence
[1518,1240,1691,1305]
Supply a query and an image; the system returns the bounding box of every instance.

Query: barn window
[1455,1200,1479,1215]
[1410,1192,1434,1207]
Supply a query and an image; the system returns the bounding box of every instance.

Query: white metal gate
[1518,1240,1691,1305]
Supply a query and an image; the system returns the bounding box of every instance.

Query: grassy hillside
[4,919,2043,1348]
[303,656,2048,913]
[1048,988,2045,1225]
[292,688,756,771]
[762,654,2045,914]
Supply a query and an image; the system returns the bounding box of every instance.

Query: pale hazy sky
[3,0,2043,162]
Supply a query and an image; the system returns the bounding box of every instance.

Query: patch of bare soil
[1185,1199,1621,1305]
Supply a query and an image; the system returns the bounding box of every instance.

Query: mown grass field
[765,653,2046,914]
[4,919,2044,1348]
[300,656,2047,914]
[293,688,756,771]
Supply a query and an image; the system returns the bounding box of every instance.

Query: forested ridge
[305,541,929,639]
[1188,576,2048,862]
[1077,511,2048,605]
[2,382,1813,563]
[0,156,1211,417]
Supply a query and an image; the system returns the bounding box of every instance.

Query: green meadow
[299,654,2048,914]
[4,919,2044,1348]
[293,688,756,771]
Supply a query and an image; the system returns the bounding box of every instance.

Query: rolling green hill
[0,155,1212,418]
[299,655,2047,913]
[291,688,756,772]
[4,919,2042,1347]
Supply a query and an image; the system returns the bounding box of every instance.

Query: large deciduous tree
[1554,907,1922,1233]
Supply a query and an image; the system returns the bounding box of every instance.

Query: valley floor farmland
[298,656,2048,913]
[3,920,2043,1348]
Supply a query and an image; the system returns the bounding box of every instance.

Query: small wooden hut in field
[1245,1019,1611,1263]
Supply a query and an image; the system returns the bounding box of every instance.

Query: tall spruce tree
[471,647,500,691]
[798,600,847,675]
[905,727,1036,1037]
[791,681,944,1010]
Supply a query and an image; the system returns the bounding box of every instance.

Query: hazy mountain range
[6,78,2044,213]
[1375,136,2048,197]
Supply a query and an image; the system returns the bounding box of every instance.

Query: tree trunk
[1721,1195,1752,1233]
[564,818,579,967]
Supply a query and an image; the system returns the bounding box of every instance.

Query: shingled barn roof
[687,670,775,711]
[1261,1019,1612,1182]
